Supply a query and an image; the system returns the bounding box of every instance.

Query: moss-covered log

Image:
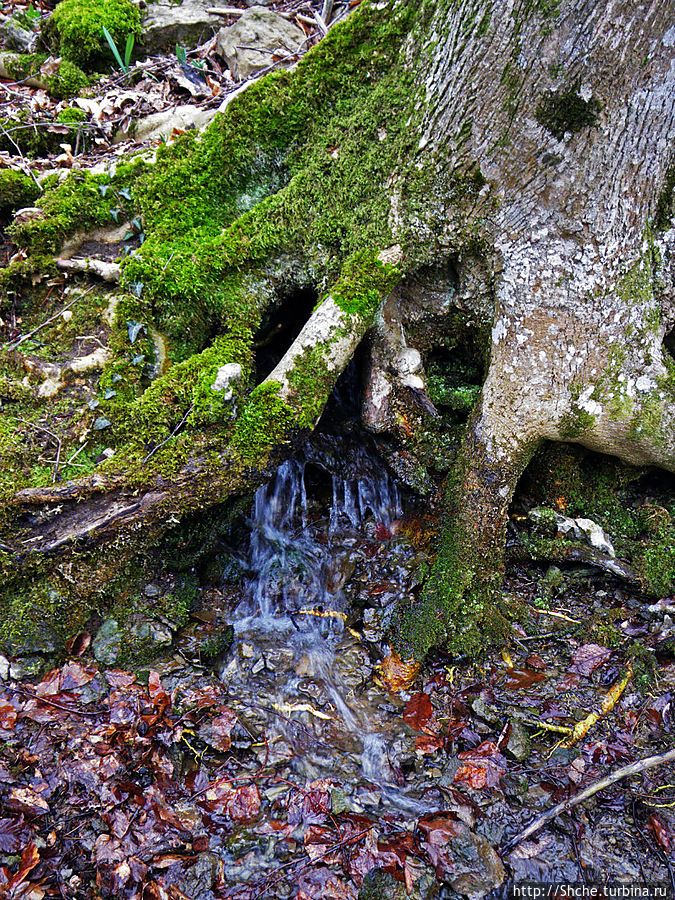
[2,0,675,660]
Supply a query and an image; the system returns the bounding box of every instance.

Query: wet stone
[263,647,296,673]
[333,643,372,691]
[144,584,161,598]
[505,720,531,761]
[238,642,255,659]
[182,852,219,896]
[92,619,122,666]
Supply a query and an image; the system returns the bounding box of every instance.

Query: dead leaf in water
[453,741,507,789]
[377,652,420,692]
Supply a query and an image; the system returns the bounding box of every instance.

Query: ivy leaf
[118,187,132,201]
[129,281,143,297]
[127,320,145,344]
[93,417,111,430]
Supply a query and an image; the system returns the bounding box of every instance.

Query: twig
[142,405,193,464]
[13,684,101,719]
[321,0,335,25]
[502,747,675,852]
[6,290,88,350]
[208,6,293,19]
[64,441,88,468]
[312,11,328,35]
[15,417,62,483]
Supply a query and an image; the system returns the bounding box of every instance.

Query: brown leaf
[59,662,96,691]
[502,668,546,690]
[226,784,261,823]
[7,842,39,890]
[0,701,18,731]
[65,631,91,657]
[454,741,507,789]
[415,733,444,755]
[403,692,433,731]
[147,671,171,713]
[649,814,672,852]
[7,788,50,817]
[569,643,612,677]
[210,709,238,751]
[378,651,420,692]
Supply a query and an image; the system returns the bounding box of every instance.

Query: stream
[218,444,429,813]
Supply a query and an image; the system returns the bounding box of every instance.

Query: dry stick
[15,417,62,484]
[502,747,675,853]
[142,405,194,464]
[321,0,335,25]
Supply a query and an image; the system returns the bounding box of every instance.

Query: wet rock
[0,654,8,680]
[211,362,242,400]
[92,619,122,666]
[140,0,221,52]
[216,7,306,80]
[580,818,644,880]
[182,852,219,896]
[419,817,504,898]
[200,626,234,666]
[529,509,615,557]
[362,607,385,642]
[505,720,531,761]
[471,695,500,726]
[144,584,160,598]
[264,647,295,673]
[359,870,407,900]
[251,658,264,674]
[238,642,255,659]
[333,643,371,691]
[129,616,173,648]
[502,774,529,802]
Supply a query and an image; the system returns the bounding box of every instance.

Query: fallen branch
[502,746,675,852]
[56,258,121,283]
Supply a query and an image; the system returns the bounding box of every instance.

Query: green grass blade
[102,26,127,72]
[124,33,135,69]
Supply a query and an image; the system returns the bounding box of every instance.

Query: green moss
[535,82,601,140]
[50,0,140,71]
[9,170,127,252]
[558,406,597,439]
[0,170,39,219]
[230,381,297,467]
[56,106,87,125]
[47,60,89,99]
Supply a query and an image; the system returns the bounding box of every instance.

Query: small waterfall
[241,447,399,629]
[223,442,421,809]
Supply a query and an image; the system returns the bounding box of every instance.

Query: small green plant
[102,27,134,74]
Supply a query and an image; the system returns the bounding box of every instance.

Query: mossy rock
[47,60,89,99]
[0,170,39,219]
[49,0,141,72]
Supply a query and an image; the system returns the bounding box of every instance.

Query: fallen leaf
[7,788,50,817]
[210,709,238,751]
[377,651,420,692]
[403,692,433,731]
[569,643,612,677]
[454,741,507,789]
[0,701,18,731]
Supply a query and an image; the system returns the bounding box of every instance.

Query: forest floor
[2,1,675,898]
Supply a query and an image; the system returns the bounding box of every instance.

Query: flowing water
[218,443,429,813]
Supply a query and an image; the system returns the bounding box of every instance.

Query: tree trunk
[2,0,675,657]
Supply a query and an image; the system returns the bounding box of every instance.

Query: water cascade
[219,443,427,811]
